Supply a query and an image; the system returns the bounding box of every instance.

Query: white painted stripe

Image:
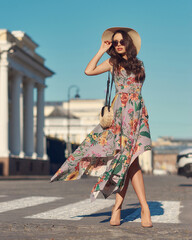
[26,198,114,220]
[0,197,63,213]
[123,201,181,223]
[0,195,7,198]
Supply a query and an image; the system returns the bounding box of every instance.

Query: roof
[47,106,79,119]
[45,101,63,106]
[153,145,192,154]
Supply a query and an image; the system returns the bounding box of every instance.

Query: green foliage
[113,163,122,175]
[140,131,151,138]
[135,101,142,111]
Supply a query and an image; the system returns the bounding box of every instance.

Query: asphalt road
[0,174,192,240]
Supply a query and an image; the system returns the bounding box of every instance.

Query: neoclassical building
[0,29,54,176]
[42,99,105,144]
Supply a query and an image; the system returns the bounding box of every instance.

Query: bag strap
[104,67,114,107]
[108,67,114,105]
[104,71,110,106]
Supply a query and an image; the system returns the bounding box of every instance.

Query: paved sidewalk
[0,222,191,240]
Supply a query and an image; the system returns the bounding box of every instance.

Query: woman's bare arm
[84,41,113,76]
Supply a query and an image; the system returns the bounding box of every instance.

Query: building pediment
[47,106,79,119]
[12,31,38,51]
[1,29,54,82]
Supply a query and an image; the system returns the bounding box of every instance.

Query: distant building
[0,29,54,176]
[34,98,105,144]
[45,105,80,143]
[152,136,192,173]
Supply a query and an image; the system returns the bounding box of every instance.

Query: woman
[51,27,153,228]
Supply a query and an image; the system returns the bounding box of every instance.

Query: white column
[0,52,9,157]
[23,80,34,157]
[19,81,24,157]
[10,72,22,156]
[43,135,48,160]
[36,84,45,158]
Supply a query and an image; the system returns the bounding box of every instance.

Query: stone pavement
[0,175,192,240]
[0,222,191,240]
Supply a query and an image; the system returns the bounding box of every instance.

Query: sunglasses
[112,39,125,47]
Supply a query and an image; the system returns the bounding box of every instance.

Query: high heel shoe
[141,208,153,228]
[141,222,153,228]
[110,205,121,226]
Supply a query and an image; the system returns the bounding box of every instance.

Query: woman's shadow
[77,201,164,224]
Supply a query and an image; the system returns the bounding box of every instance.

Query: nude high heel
[110,205,121,226]
[141,208,153,228]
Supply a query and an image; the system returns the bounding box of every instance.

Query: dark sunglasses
[112,39,125,47]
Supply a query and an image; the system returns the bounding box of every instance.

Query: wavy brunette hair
[108,30,145,81]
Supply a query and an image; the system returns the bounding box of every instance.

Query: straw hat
[101,27,141,55]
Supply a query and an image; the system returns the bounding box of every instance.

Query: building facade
[152,136,192,173]
[39,99,105,144]
[0,29,54,176]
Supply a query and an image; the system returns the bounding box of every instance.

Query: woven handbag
[100,68,114,129]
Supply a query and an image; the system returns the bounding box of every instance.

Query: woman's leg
[110,157,152,227]
[128,157,152,227]
[110,170,130,225]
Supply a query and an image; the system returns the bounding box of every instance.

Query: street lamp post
[66,85,80,158]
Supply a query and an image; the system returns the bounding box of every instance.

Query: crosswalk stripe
[25,198,114,220]
[0,196,182,224]
[0,196,63,213]
[123,201,181,223]
[0,195,7,198]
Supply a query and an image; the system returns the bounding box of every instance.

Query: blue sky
[0,0,192,141]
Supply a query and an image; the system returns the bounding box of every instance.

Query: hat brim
[101,27,141,55]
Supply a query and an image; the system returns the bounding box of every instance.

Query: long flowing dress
[50,66,152,201]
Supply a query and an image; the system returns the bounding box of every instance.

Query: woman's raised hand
[84,40,112,75]
[99,40,112,53]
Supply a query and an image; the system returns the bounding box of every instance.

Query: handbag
[100,67,114,129]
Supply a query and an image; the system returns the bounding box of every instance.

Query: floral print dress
[50,67,152,201]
